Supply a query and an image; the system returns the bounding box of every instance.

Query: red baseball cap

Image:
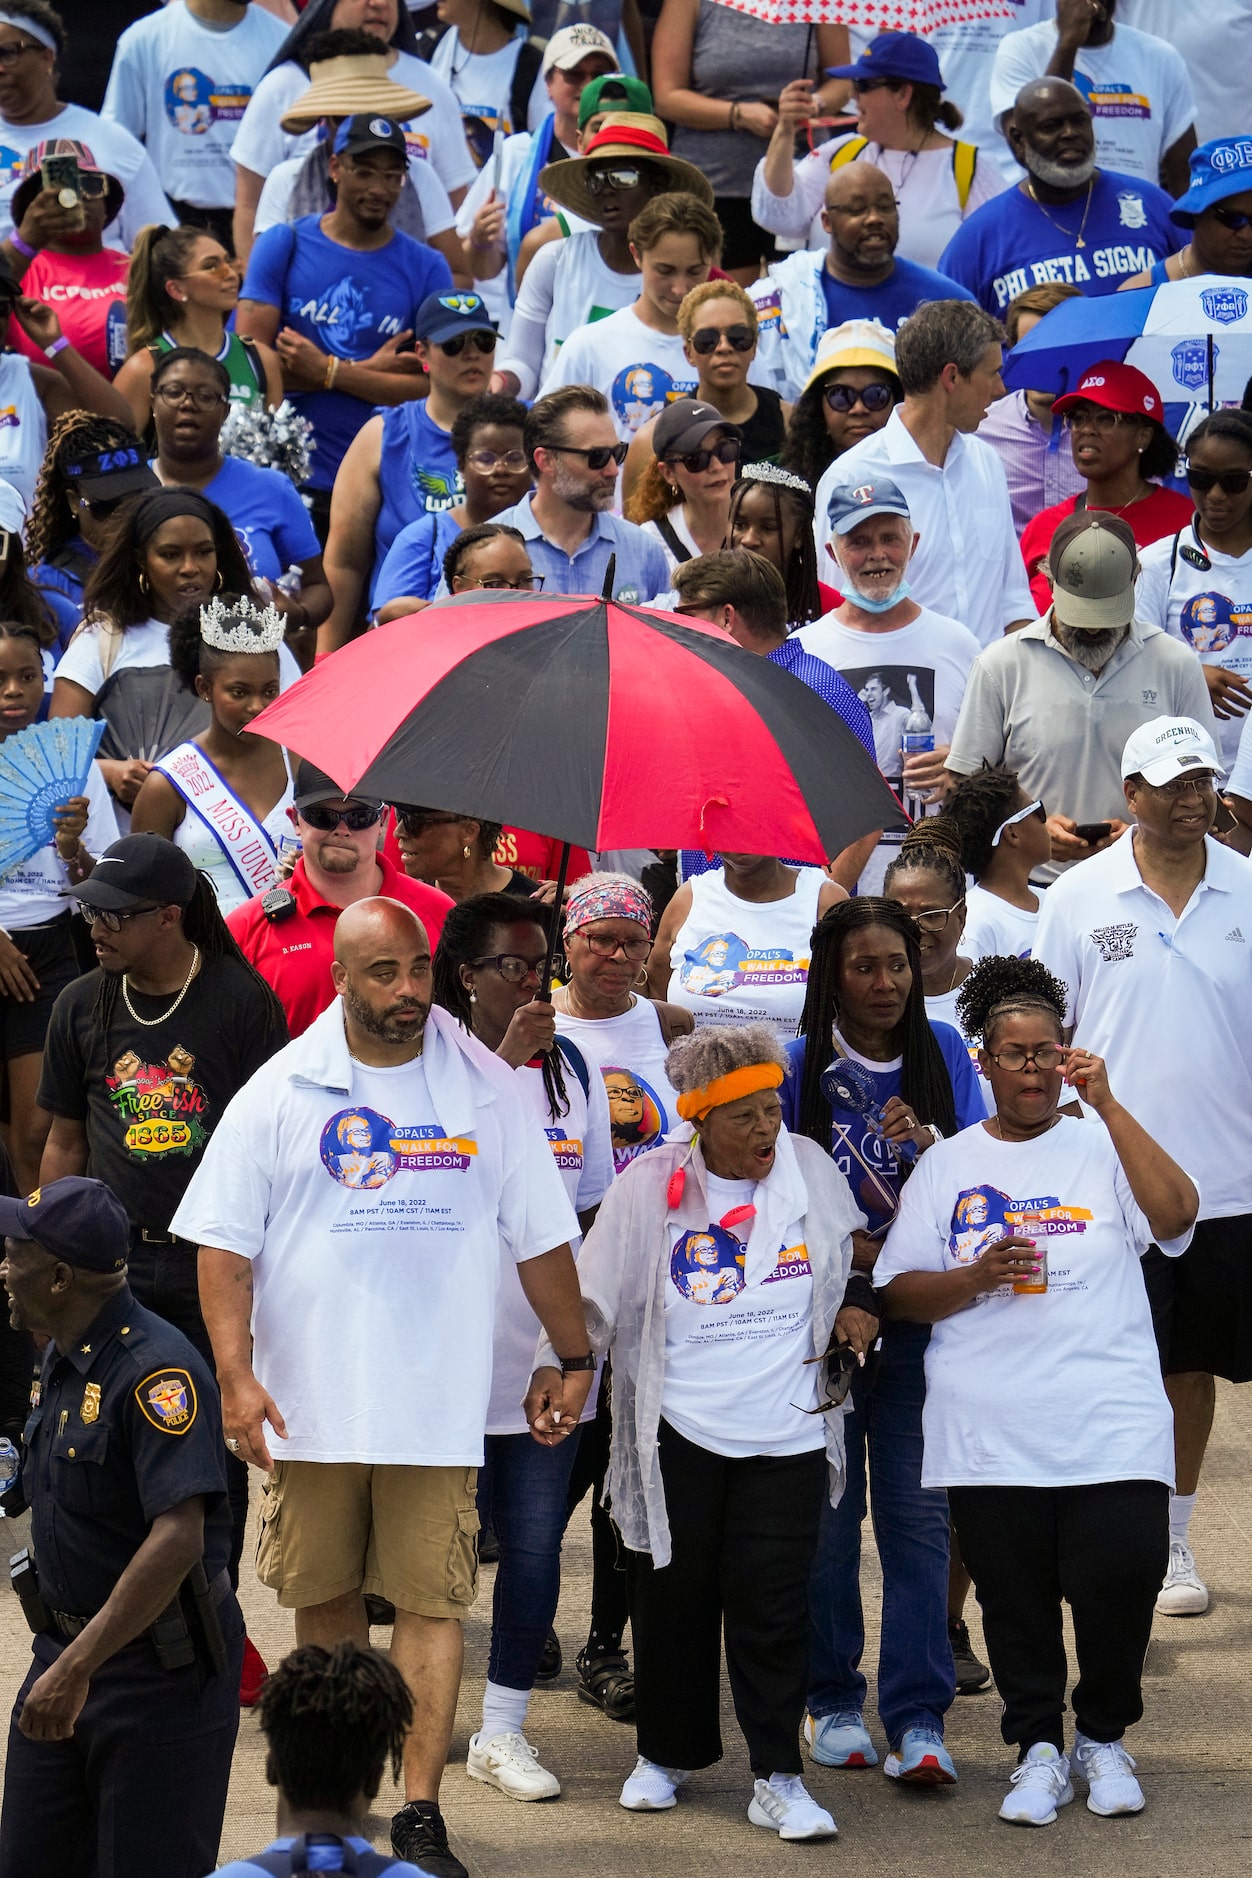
[1053,360,1164,423]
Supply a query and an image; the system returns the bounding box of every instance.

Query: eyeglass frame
[395,809,463,834]
[0,38,43,69]
[464,447,528,473]
[665,437,742,475]
[1183,462,1252,496]
[434,330,497,357]
[983,1043,1066,1073]
[459,572,544,591]
[75,901,164,933]
[1142,770,1219,798]
[465,952,546,984]
[572,928,650,960]
[1061,404,1137,432]
[1210,204,1252,232]
[794,1340,862,1415]
[152,382,230,411]
[546,441,629,470]
[992,799,1046,847]
[583,163,646,196]
[178,255,240,280]
[908,898,966,934]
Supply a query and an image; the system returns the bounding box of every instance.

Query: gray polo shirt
[946,613,1217,881]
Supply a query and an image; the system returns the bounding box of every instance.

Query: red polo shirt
[227,854,454,1039]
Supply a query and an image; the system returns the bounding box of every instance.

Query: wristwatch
[559,1352,596,1374]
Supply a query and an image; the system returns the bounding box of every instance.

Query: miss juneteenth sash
[155,743,278,902]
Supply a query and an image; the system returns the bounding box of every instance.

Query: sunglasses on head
[668,437,741,474]
[585,164,644,196]
[436,330,496,357]
[551,441,629,470]
[300,802,383,832]
[1184,463,1252,496]
[1211,204,1252,232]
[823,381,895,414]
[690,324,755,355]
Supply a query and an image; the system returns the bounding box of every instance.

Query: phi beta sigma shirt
[873,1116,1188,1489]
[240,218,453,490]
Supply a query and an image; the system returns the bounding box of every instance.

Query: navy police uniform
[0,1184,243,1878]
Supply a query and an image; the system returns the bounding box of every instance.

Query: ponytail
[125,224,206,355]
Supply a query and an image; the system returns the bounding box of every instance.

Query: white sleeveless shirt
[668,867,827,1040]
[160,743,294,914]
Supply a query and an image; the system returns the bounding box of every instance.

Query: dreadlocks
[28,413,146,570]
[956,955,1068,1048]
[431,892,569,1121]
[944,765,1027,880]
[882,813,967,904]
[793,898,958,1153]
[256,1641,413,1813]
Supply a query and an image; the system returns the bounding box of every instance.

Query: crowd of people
[0,0,1250,1873]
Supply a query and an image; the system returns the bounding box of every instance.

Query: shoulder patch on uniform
[134,1369,198,1435]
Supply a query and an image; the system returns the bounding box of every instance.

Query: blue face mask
[846,576,911,614]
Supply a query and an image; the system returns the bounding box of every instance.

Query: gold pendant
[1076,237,1086,248]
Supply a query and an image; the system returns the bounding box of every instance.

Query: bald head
[332,897,433,1056]
[824,160,897,218]
[1008,79,1096,188]
[822,161,899,275]
[334,896,428,968]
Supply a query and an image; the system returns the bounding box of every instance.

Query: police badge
[81,1383,101,1424]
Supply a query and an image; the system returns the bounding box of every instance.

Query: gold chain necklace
[1027,178,1095,250]
[994,1112,1062,1142]
[122,947,200,1028]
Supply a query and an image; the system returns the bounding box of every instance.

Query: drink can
[1013,1243,1048,1295]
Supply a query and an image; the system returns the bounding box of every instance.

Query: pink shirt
[7,248,129,377]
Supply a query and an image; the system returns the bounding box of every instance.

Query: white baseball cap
[1120,716,1225,785]
[541,23,616,74]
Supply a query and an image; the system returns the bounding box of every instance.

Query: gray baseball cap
[1047,512,1138,631]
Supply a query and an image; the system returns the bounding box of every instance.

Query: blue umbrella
[1002,275,1252,408]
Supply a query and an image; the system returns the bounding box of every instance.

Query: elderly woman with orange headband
[532,1023,877,1840]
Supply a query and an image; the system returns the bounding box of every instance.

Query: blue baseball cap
[414,290,496,345]
[1170,136,1252,226]
[0,1177,129,1273]
[827,31,944,92]
[332,114,408,161]
[826,477,912,535]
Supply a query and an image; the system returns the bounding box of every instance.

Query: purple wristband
[9,234,34,260]
[44,336,69,360]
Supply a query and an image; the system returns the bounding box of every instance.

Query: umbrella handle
[539,841,573,996]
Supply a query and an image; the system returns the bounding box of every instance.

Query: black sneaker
[390,1802,467,1878]
[535,1627,562,1685]
[364,1594,395,1628]
[948,1617,991,1695]
[575,1647,635,1722]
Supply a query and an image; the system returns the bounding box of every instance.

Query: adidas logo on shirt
[1226,927,1245,943]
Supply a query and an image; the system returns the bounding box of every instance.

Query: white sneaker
[1156,1539,1210,1615]
[1074,1734,1144,1816]
[998,1743,1074,1827]
[748,1775,838,1840]
[466,1730,560,1801]
[619,1756,689,1811]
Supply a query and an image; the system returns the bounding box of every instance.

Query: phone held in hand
[1073,821,1111,846]
[41,153,85,228]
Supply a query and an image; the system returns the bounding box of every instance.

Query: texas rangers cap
[825,476,911,535]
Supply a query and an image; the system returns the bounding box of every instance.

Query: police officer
[0,1177,243,1878]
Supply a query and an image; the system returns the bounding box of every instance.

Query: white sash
[155,743,279,902]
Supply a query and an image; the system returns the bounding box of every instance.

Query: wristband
[323,354,340,390]
[9,233,35,259]
[729,101,741,132]
[559,1352,596,1374]
[44,335,69,360]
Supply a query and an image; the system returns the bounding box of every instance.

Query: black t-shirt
[38,953,287,1234]
[739,386,787,465]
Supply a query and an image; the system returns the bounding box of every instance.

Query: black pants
[565,1365,629,1656]
[626,1419,826,1776]
[126,1234,249,1590]
[949,1481,1168,1754]
[167,200,235,253]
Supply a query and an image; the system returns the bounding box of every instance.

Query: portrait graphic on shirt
[104,1046,210,1161]
[461,105,505,171]
[319,1107,478,1187]
[948,1184,1093,1266]
[611,364,695,435]
[601,1064,668,1172]
[678,932,809,1000]
[670,1223,746,1304]
[164,68,252,134]
[1179,592,1252,656]
[840,665,934,779]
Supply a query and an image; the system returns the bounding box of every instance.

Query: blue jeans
[807,1321,955,1746]
[478,1427,583,1690]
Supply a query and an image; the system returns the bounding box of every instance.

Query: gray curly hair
[665,1023,786,1098]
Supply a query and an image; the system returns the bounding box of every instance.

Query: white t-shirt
[426,26,547,172]
[989,20,1196,185]
[1135,527,1252,771]
[668,867,827,1039]
[0,104,173,245]
[963,882,1039,961]
[794,604,982,890]
[486,1046,615,1435]
[454,125,588,333]
[55,617,300,702]
[539,304,697,442]
[255,147,454,241]
[873,1114,1186,1488]
[496,230,641,401]
[0,758,119,931]
[0,353,45,512]
[1228,705,1252,805]
[170,1002,577,1464]
[662,1168,823,1458]
[102,0,288,210]
[1033,830,1252,1219]
[229,53,476,202]
[551,995,681,1177]
[1119,0,1252,143]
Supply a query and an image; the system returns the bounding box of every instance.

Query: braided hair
[28,413,146,570]
[882,813,967,904]
[256,1641,413,1813]
[956,954,1068,1048]
[432,892,570,1120]
[726,465,821,627]
[944,764,1025,880]
[793,898,958,1154]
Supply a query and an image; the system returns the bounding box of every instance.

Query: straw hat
[539,113,713,222]
[280,53,430,135]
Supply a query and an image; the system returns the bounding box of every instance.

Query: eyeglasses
[395,809,462,834]
[466,572,544,591]
[985,1043,1065,1073]
[0,39,41,68]
[576,930,650,960]
[153,383,229,410]
[1184,463,1252,496]
[466,448,528,473]
[72,173,108,200]
[1149,771,1218,797]
[467,953,546,984]
[668,438,741,474]
[991,799,1046,847]
[300,802,383,832]
[180,255,239,280]
[690,324,755,355]
[549,441,628,470]
[824,381,895,414]
[584,164,645,196]
[1062,405,1133,432]
[909,898,966,934]
[75,902,162,932]
[1211,204,1252,232]
[436,330,497,357]
[76,492,124,517]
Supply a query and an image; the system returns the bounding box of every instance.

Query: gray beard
[1022,146,1098,192]
[551,462,615,512]
[1053,619,1129,669]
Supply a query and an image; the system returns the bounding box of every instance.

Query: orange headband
[676,1061,783,1123]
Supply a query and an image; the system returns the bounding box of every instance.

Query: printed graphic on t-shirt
[840,664,934,780]
[462,104,505,170]
[611,363,697,434]
[545,1124,585,1173]
[411,461,464,513]
[1089,921,1138,962]
[1073,73,1151,122]
[105,1046,210,1160]
[677,933,809,998]
[601,1064,670,1172]
[288,279,407,356]
[948,1184,1094,1285]
[319,1106,477,1187]
[164,68,251,133]
[1179,592,1252,653]
[671,1222,746,1303]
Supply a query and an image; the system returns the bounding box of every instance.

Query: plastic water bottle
[0,1437,21,1511]
[900,676,934,824]
[275,565,304,601]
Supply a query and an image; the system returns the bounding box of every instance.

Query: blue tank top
[1147,257,1171,286]
[374,403,463,590]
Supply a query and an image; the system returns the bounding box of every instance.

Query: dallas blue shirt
[200,455,320,584]
[371,402,463,603]
[819,255,975,334]
[938,168,1182,316]
[240,216,453,490]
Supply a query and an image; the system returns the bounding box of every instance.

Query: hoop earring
[635,965,648,989]
[214,570,224,591]
[138,571,150,596]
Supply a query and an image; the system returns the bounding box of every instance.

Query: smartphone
[41,153,82,204]
[1074,821,1112,846]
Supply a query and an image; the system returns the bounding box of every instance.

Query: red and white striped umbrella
[715,0,1015,29]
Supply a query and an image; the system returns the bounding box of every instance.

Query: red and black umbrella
[252,591,905,867]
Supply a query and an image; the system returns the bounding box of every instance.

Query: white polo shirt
[814,408,1034,649]
[1032,830,1252,1220]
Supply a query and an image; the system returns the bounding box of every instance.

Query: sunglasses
[796,1341,862,1414]
[300,802,383,832]
[1184,464,1252,496]
[75,902,162,932]
[823,381,895,414]
[1211,204,1252,232]
[668,437,741,474]
[396,809,462,833]
[467,953,546,984]
[465,448,527,472]
[436,330,497,357]
[76,492,125,517]
[550,441,628,470]
[853,77,901,94]
[690,324,755,355]
[991,799,1046,847]
[584,164,645,195]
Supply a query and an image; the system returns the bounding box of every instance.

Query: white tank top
[552,995,680,1178]
[0,354,47,510]
[668,867,827,1040]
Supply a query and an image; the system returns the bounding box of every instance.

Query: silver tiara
[199,594,286,656]
[741,461,812,497]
